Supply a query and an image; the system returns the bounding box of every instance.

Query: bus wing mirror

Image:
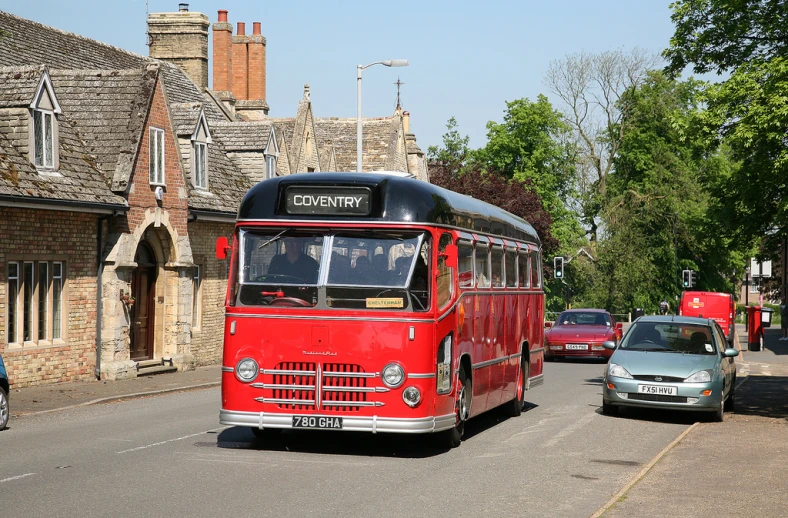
[215,236,231,260]
[441,244,458,268]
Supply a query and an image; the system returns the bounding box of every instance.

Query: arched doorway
[130,241,157,361]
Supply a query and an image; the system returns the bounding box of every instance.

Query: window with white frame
[149,127,165,185]
[6,260,65,346]
[193,142,207,189]
[191,265,202,329]
[33,109,55,169]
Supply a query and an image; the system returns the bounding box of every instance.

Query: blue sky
[0,1,680,151]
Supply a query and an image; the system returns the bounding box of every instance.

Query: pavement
[6,324,788,517]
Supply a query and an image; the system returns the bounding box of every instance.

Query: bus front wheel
[434,366,470,449]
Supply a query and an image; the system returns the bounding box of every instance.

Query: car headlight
[684,370,712,383]
[608,363,633,379]
[382,363,405,388]
[235,358,259,382]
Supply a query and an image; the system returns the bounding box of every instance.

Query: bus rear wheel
[503,359,527,417]
[434,366,470,449]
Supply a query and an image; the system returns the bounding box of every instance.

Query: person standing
[659,299,670,315]
[780,297,788,340]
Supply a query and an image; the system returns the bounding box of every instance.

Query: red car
[544,309,622,360]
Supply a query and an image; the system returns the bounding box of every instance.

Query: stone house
[0,6,427,388]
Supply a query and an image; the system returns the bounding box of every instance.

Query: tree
[545,48,660,241]
[588,71,742,313]
[474,96,580,247]
[426,117,472,174]
[664,0,788,77]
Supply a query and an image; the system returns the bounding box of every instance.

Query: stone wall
[0,207,99,388]
[187,220,233,366]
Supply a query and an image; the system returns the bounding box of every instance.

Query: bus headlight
[235,358,259,382]
[402,386,421,407]
[382,363,405,388]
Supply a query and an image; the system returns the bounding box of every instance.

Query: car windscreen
[556,311,611,326]
[620,322,718,354]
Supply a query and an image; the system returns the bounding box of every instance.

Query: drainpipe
[95,214,112,379]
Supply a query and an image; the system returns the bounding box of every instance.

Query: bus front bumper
[220,409,456,434]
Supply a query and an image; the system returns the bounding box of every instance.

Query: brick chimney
[403,111,411,134]
[211,10,233,94]
[147,6,210,90]
[247,22,266,101]
[232,22,249,100]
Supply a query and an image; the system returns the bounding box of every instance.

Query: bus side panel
[488,291,508,408]
[472,293,494,414]
[529,293,545,379]
[501,291,521,403]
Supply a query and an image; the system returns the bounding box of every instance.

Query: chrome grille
[253,362,373,412]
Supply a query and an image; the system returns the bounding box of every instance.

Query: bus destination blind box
[284,186,372,216]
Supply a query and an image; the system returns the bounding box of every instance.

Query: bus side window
[518,250,530,288]
[531,249,541,288]
[491,246,504,288]
[505,248,517,288]
[437,234,454,308]
[457,241,474,289]
[475,244,490,288]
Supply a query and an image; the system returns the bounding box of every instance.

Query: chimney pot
[253,22,261,35]
[179,3,189,12]
[217,9,228,22]
[237,22,246,36]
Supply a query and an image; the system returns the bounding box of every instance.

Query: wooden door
[130,243,156,361]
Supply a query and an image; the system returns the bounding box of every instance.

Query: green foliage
[426,117,472,174]
[664,0,788,76]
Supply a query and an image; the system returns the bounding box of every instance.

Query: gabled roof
[170,102,205,137]
[46,67,158,192]
[186,140,254,214]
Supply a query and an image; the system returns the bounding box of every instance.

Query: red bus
[216,172,545,448]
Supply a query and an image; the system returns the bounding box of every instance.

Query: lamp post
[357,59,408,172]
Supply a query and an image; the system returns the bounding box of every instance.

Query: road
[0,360,696,517]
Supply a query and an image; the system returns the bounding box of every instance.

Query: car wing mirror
[724,348,739,358]
[602,340,617,350]
[544,321,553,329]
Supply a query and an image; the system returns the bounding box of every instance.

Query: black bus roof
[237,172,541,245]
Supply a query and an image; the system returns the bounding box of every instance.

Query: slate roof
[0,11,227,123]
[314,117,400,172]
[170,102,204,136]
[187,141,254,214]
[0,110,126,207]
[210,121,272,151]
[0,66,42,108]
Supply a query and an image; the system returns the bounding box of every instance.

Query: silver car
[601,315,738,421]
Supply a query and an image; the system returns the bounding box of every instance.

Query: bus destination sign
[284,186,371,216]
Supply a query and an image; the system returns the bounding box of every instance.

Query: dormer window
[194,142,207,189]
[33,109,55,168]
[28,68,61,172]
[190,108,212,190]
[149,127,165,185]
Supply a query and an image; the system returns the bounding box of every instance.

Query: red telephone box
[746,306,764,352]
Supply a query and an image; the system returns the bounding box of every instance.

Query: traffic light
[554,256,564,279]
[682,269,690,287]
[690,270,698,288]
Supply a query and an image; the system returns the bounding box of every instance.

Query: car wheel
[712,396,724,423]
[251,427,282,441]
[724,380,736,412]
[602,399,618,416]
[0,386,8,430]
[434,365,471,449]
[502,359,527,417]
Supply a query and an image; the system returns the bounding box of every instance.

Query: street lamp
[357,59,408,172]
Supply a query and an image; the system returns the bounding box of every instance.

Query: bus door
[501,243,520,402]
[488,240,507,408]
[434,232,457,416]
[457,238,485,414]
[473,237,493,412]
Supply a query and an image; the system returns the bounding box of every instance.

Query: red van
[678,291,736,345]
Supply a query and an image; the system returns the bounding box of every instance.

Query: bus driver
[268,237,319,283]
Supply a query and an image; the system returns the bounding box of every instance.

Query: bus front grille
[254,362,372,412]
